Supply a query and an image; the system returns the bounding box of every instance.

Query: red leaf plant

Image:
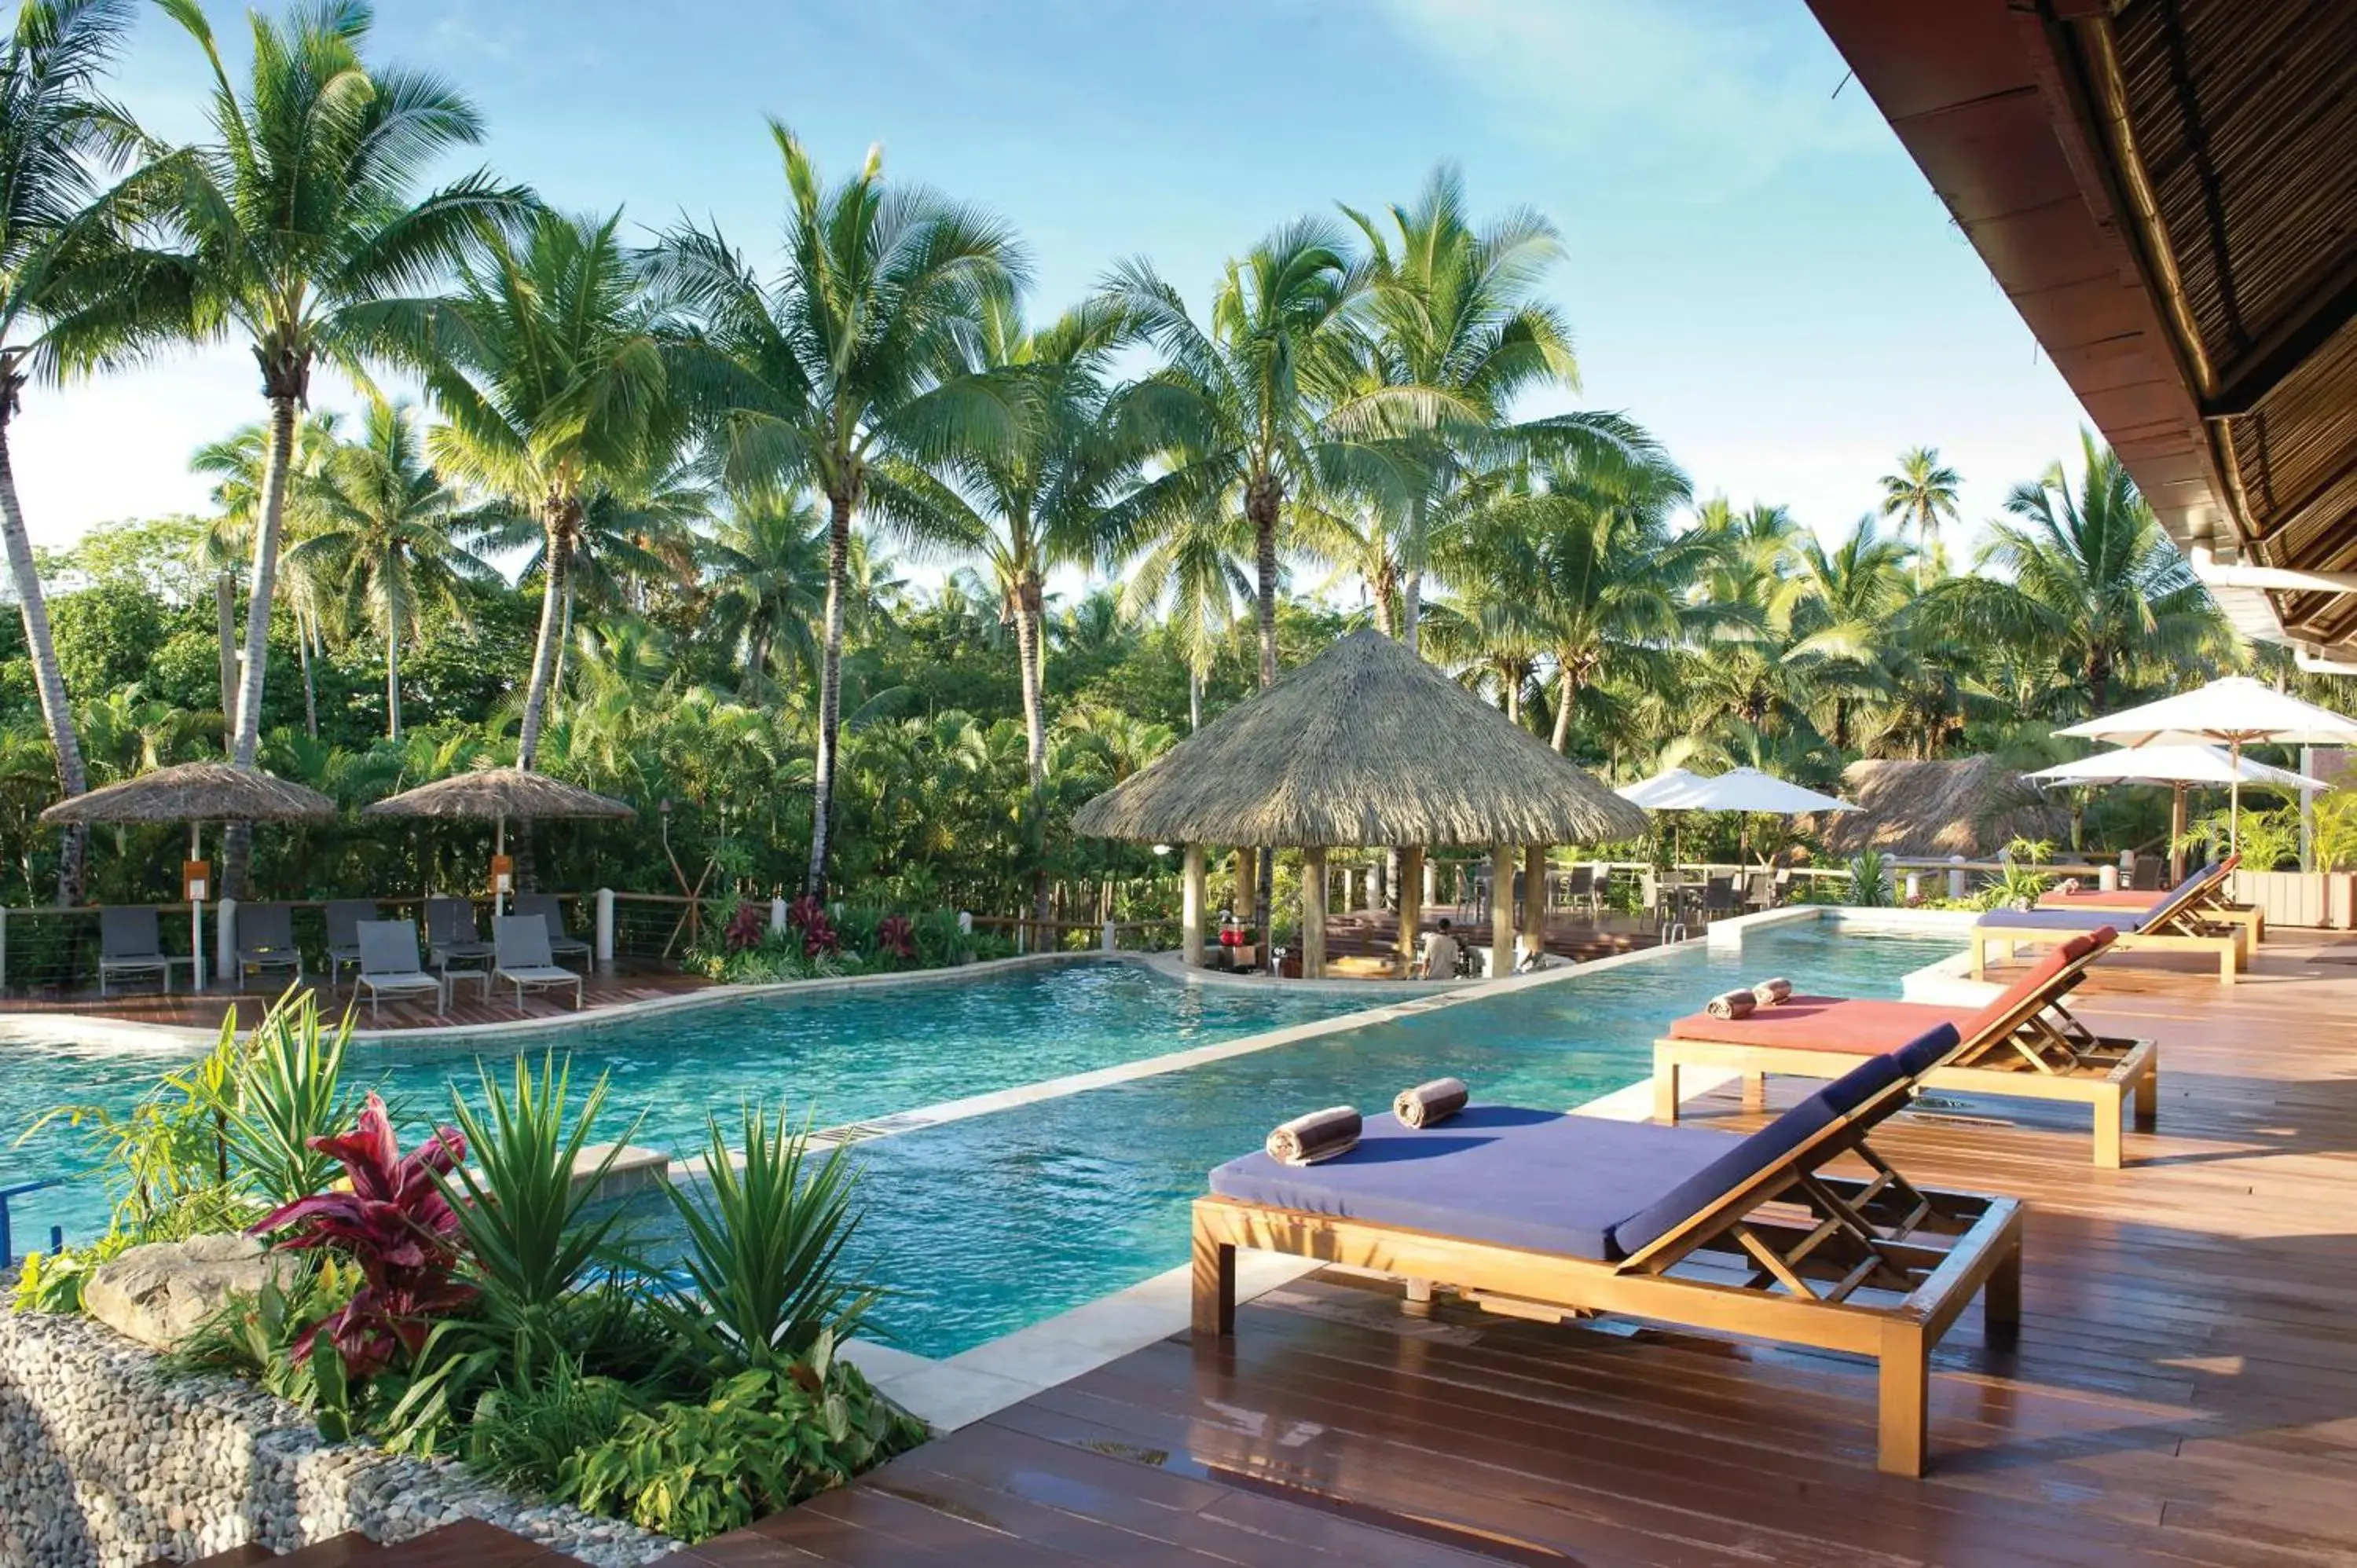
[786,894,826,931]
[789,894,841,958]
[876,914,915,960]
[724,901,768,953]
[251,1093,477,1380]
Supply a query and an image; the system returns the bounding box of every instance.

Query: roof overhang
[1805,0,2357,653]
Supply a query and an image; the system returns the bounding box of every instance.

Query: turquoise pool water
[823,923,1959,1356]
[0,963,1354,1248]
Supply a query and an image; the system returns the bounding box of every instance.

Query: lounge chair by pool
[2036,855,2260,945]
[1654,929,2156,1167]
[493,915,583,1014]
[97,906,178,997]
[324,899,381,984]
[1973,862,2244,985]
[233,902,302,987]
[511,892,592,967]
[424,896,496,979]
[354,920,444,1020]
[1194,1028,2022,1476]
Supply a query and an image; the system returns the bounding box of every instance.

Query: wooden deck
[668,930,2357,1567]
[0,965,712,1033]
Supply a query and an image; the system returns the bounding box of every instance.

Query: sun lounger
[1195,1028,2024,1476]
[354,920,445,1021]
[1973,862,2245,985]
[511,892,592,967]
[424,896,496,978]
[232,902,303,988]
[493,915,583,1014]
[97,906,178,997]
[1654,929,2156,1167]
[324,899,381,984]
[2037,854,2260,944]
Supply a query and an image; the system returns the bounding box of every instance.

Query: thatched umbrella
[364,768,633,914]
[39,762,336,990]
[1072,629,1646,979]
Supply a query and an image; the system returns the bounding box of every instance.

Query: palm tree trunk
[385,618,402,740]
[1014,586,1047,789]
[806,489,854,897]
[296,606,317,739]
[1247,476,1279,922]
[550,569,576,709]
[1551,662,1578,754]
[0,393,90,903]
[1188,665,1201,732]
[1402,570,1423,657]
[215,569,237,751]
[517,504,574,771]
[223,391,301,899]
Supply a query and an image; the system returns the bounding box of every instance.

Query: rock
[82,1233,286,1351]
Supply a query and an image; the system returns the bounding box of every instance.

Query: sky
[9,0,2093,576]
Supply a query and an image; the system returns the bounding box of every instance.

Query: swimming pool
[705,921,1963,1357]
[0,962,1357,1247]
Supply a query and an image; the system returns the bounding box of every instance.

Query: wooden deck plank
[687,931,2357,1567]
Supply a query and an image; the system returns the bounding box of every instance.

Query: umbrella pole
[2171,784,2187,883]
[495,815,507,918]
[2231,742,2243,857]
[189,822,205,993]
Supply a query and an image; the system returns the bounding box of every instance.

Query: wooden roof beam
[2201,258,2357,419]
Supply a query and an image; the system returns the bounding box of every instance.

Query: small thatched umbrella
[363,768,634,914]
[40,762,336,990]
[1072,629,1646,979]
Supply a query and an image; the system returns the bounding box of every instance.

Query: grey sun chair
[493,915,583,1015]
[354,921,445,1021]
[423,896,496,978]
[233,902,302,988]
[97,906,175,998]
[511,892,592,967]
[324,899,382,985]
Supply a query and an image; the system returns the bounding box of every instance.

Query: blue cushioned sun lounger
[1194,1025,2022,1477]
[1973,861,2244,986]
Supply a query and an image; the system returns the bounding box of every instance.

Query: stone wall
[0,1306,675,1567]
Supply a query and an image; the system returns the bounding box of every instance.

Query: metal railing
[0,1178,64,1266]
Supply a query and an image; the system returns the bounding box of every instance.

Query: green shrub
[658,1105,878,1379]
[1845,850,1896,907]
[466,1355,646,1492]
[219,990,360,1207]
[563,1348,926,1542]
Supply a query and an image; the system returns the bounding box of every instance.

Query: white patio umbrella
[1618,767,1855,866]
[2029,744,2327,881]
[2057,676,2357,852]
[1615,768,1711,808]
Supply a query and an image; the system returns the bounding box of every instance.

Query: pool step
[155,1519,581,1568]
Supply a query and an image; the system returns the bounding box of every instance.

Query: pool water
[0,963,1354,1248]
[738,922,1959,1357]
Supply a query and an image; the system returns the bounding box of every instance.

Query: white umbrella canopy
[2058,676,2357,851]
[2029,744,2326,791]
[1675,766,1857,815]
[1616,768,1712,808]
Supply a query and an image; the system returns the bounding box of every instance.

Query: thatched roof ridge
[40,762,335,826]
[1071,630,1648,848]
[364,768,634,822]
[1810,757,2067,859]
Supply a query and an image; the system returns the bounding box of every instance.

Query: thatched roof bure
[1810,757,2067,859]
[1072,629,1648,848]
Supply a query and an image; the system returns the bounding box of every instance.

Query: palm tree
[1879,445,1961,584]
[1104,220,1394,691]
[286,395,491,738]
[701,494,828,698]
[418,207,682,771]
[890,296,1131,788]
[161,0,526,887]
[653,123,1028,895]
[1117,504,1248,732]
[191,412,341,744]
[1922,431,2223,717]
[1463,457,1703,753]
[0,0,185,900]
[1784,514,1915,752]
[1344,164,1650,655]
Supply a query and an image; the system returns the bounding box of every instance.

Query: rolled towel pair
[1393,1077,1468,1129]
[1750,976,1793,1006]
[1706,989,1757,1020]
[1266,1105,1361,1166]
[2058,877,2082,895]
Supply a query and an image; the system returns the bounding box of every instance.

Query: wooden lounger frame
[1654,944,2157,1167]
[1193,1077,2024,1477]
[1975,865,2245,986]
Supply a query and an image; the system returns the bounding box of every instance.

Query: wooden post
[1398,845,1425,976]
[1301,846,1328,979]
[1235,847,1258,924]
[1523,844,1548,964]
[1181,844,1205,967]
[1490,844,1516,980]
